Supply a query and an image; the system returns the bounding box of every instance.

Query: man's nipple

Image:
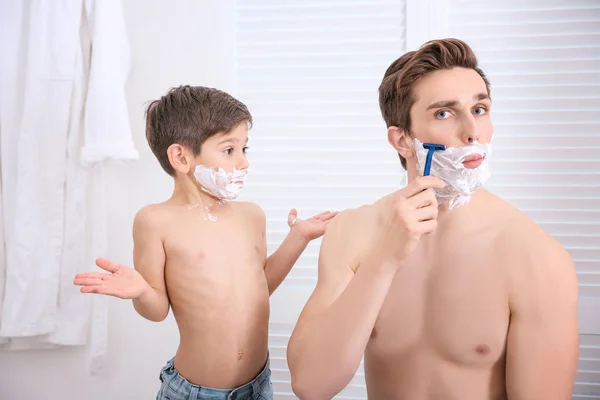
[475,343,491,355]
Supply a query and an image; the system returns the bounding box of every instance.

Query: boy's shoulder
[133,202,171,228]
[233,200,265,220]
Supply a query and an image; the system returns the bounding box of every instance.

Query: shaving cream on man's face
[413,138,491,209]
[193,165,248,200]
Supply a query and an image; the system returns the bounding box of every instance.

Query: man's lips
[463,154,485,169]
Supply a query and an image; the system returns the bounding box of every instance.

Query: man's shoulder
[326,204,376,235]
[490,195,561,255]
[490,194,575,282]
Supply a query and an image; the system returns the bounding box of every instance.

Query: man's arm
[130,206,170,322]
[287,177,444,399]
[287,210,399,399]
[505,232,579,399]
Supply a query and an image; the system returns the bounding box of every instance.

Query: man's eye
[435,110,451,119]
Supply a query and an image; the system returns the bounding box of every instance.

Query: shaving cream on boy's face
[413,138,491,209]
[193,165,248,200]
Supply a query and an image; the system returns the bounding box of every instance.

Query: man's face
[193,122,250,174]
[407,67,493,164]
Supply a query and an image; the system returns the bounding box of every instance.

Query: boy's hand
[73,258,151,299]
[288,208,338,241]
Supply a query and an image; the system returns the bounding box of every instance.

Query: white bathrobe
[0,0,138,374]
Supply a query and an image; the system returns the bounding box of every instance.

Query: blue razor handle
[422,143,446,176]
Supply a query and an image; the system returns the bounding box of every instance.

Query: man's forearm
[132,285,170,322]
[264,229,309,294]
[288,256,398,399]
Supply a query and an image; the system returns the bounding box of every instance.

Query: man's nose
[461,114,479,144]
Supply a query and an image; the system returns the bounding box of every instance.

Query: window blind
[446,0,600,398]
[235,0,407,397]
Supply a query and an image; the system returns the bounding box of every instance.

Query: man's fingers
[95,258,119,273]
[401,176,445,198]
[415,219,438,235]
[405,189,437,210]
[414,204,438,222]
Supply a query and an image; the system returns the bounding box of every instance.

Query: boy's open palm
[288,208,338,241]
[73,258,150,299]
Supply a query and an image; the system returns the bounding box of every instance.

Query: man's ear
[167,143,192,174]
[387,126,414,160]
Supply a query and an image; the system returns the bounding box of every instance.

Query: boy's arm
[74,206,170,322]
[131,207,170,322]
[255,205,337,295]
[264,225,310,295]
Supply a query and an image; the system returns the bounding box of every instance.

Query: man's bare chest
[369,249,510,367]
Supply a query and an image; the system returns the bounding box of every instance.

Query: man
[287,38,579,400]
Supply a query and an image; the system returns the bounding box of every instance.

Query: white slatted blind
[235,1,406,397]
[446,0,600,398]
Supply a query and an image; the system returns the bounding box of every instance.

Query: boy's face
[396,67,493,169]
[194,122,250,173]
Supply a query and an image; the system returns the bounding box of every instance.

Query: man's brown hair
[378,38,491,169]
[145,85,252,176]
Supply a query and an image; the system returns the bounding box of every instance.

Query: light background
[0,1,598,399]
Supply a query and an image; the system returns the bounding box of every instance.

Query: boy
[74,85,337,400]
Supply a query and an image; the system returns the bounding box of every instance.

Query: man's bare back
[143,199,270,388]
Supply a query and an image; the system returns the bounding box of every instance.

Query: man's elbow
[291,376,320,400]
[289,358,354,400]
[291,372,331,400]
[291,371,353,400]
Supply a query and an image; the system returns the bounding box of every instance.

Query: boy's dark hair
[378,38,491,169]
[145,85,252,175]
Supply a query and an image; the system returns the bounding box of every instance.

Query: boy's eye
[243,146,249,154]
[224,148,233,155]
[473,107,487,115]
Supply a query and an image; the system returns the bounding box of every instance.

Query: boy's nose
[238,157,249,170]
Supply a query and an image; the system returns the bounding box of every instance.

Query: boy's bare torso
[344,191,528,399]
[149,200,270,389]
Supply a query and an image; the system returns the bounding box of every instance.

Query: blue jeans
[157,356,273,400]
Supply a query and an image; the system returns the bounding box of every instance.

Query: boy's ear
[387,126,415,160]
[167,143,191,174]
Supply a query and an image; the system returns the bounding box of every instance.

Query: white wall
[0,1,233,399]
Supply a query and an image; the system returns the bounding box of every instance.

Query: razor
[422,143,446,176]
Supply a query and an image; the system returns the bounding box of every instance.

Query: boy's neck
[171,174,223,208]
